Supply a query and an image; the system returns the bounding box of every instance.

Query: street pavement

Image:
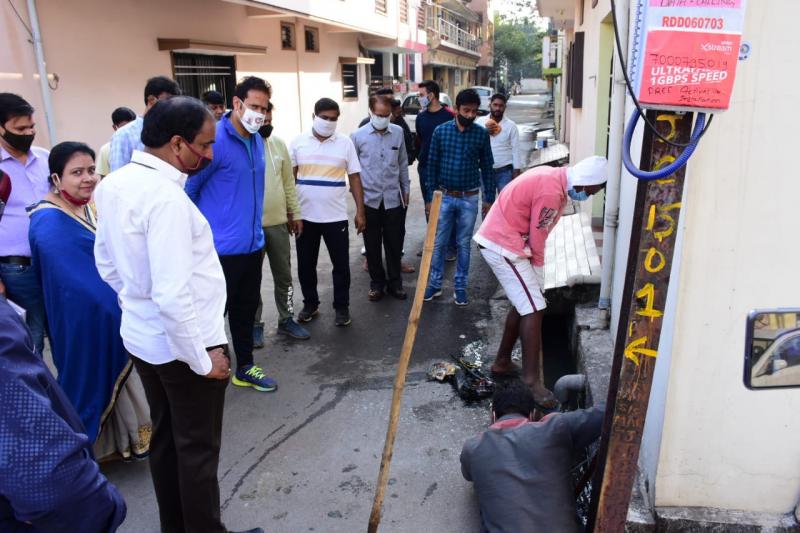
[103,97,550,533]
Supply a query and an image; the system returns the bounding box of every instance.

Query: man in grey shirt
[460,379,604,533]
[351,94,410,301]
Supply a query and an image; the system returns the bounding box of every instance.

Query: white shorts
[480,247,546,315]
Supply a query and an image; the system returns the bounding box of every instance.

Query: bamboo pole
[367,190,443,533]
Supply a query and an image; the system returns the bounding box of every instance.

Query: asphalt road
[103,97,551,533]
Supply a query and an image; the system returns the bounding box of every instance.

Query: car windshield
[475,88,491,96]
[403,96,421,115]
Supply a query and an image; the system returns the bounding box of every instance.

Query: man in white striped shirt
[290,98,365,327]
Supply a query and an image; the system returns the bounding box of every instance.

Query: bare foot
[490,361,521,375]
[525,382,559,409]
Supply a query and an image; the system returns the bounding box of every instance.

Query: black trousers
[364,203,405,291]
[133,356,229,533]
[219,250,263,369]
[296,220,350,310]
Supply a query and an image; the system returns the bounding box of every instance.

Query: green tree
[493,14,545,82]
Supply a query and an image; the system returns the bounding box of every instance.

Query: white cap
[567,156,608,187]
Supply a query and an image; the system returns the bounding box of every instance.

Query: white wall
[653,0,800,513]
[1,0,370,152]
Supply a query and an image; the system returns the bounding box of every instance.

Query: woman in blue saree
[28,141,150,461]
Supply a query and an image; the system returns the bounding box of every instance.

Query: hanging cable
[7,0,33,38]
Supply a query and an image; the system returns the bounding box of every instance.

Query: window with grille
[400,0,408,23]
[342,64,358,99]
[375,0,387,15]
[171,53,236,107]
[417,3,426,29]
[304,26,319,52]
[281,22,295,50]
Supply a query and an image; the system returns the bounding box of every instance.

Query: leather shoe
[388,288,407,300]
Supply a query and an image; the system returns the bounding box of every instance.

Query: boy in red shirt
[474,156,607,408]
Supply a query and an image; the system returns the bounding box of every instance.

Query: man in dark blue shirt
[186,76,277,393]
[423,89,495,306]
[0,179,127,531]
[415,80,457,260]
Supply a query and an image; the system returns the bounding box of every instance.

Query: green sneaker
[232,364,277,392]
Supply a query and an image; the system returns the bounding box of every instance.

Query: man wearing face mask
[186,76,277,393]
[94,96,263,533]
[476,93,521,193]
[474,157,607,409]
[424,88,495,307]
[416,80,457,261]
[290,98,365,327]
[108,76,181,172]
[351,95,410,301]
[252,102,310,346]
[0,93,50,355]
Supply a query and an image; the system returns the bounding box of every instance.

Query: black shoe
[228,529,264,533]
[298,305,319,323]
[368,288,384,301]
[335,308,352,326]
[387,288,407,300]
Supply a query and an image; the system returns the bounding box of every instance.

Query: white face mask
[239,105,266,134]
[418,95,430,108]
[370,114,390,131]
[313,115,337,138]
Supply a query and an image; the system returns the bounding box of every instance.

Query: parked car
[470,86,493,115]
[751,328,800,387]
[401,92,453,134]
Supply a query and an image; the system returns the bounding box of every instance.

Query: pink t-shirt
[475,166,568,266]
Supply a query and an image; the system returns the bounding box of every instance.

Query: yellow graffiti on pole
[635,283,664,321]
[644,247,666,273]
[624,336,659,366]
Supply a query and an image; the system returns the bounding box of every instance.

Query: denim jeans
[428,194,480,291]
[495,166,514,193]
[419,164,457,255]
[0,262,47,354]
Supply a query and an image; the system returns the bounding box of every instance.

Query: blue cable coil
[621,110,707,180]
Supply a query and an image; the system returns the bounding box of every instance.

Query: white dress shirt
[94,150,228,375]
[476,115,521,170]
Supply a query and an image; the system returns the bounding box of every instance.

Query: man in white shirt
[290,97,365,327]
[94,97,262,533]
[476,93,521,193]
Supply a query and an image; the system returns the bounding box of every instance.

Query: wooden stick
[367,190,443,533]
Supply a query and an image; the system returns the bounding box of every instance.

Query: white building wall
[653,0,800,512]
[1,0,373,151]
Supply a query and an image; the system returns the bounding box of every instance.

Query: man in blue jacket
[186,77,276,393]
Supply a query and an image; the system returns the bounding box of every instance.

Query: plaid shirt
[425,120,495,204]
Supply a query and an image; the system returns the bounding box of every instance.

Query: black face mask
[2,128,35,153]
[457,114,475,128]
[258,124,273,139]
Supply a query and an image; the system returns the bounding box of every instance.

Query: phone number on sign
[661,16,725,29]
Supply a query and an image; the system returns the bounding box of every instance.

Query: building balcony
[426,13,481,57]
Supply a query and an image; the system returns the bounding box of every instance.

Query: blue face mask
[568,187,589,201]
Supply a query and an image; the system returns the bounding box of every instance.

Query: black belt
[440,188,480,198]
[0,256,31,266]
[496,164,514,171]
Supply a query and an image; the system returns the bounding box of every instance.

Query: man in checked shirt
[423,88,495,306]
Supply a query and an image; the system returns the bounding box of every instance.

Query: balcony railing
[426,14,479,54]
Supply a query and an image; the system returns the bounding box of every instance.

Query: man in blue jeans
[424,89,495,306]
[0,93,49,354]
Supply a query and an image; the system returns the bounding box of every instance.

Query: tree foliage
[493,13,546,81]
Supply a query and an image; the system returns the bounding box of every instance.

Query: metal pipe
[597,0,632,313]
[554,374,586,404]
[25,0,56,145]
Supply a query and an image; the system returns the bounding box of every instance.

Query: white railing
[426,14,479,53]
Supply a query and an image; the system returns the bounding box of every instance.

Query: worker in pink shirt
[474,156,607,409]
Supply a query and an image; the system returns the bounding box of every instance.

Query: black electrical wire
[610,0,714,148]
[7,0,33,38]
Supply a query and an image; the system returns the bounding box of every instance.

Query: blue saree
[28,201,131,443]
